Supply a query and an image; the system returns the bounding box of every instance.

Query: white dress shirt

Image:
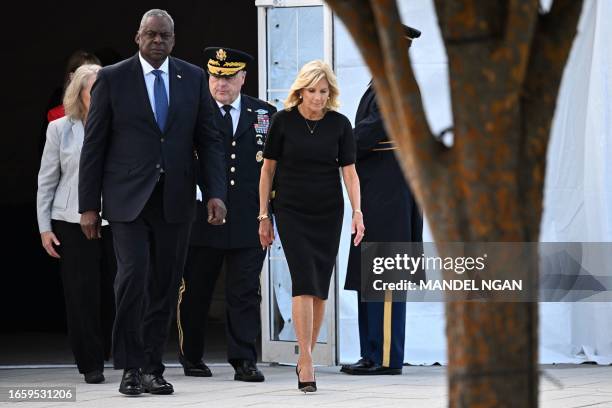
[216,96,241,136]
[138,53,170,121]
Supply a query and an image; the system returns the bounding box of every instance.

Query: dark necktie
[152,70,168,131]
[222,104,233,136]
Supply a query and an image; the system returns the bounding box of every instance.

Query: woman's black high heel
[296,365,317,393]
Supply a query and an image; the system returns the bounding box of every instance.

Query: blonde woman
[259,60,365,392]
[37,64,115,384]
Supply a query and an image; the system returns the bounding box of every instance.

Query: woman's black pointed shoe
[296,366,317,393]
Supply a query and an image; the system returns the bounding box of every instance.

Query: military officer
[177,47,276,382]
[341,25,424,375]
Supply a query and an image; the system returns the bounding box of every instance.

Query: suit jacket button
[231,153,236,159]
[230,167,236,173]
[231,141,236,146]
[230,180,235,186]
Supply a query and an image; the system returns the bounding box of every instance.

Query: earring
[299,94,303,99]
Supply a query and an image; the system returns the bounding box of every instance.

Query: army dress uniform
[343,24,423,375]
[177,47,277,381]
[343,84,424,374]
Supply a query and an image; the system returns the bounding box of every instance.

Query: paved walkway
[1,364,611,407]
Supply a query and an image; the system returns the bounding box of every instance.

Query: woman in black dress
[258,60,365,392]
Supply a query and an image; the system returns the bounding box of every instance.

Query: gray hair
[139,9,174,32]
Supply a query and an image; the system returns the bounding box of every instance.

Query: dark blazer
[190,94,276,248]
[78,54,226,223]
[345,85,423,291]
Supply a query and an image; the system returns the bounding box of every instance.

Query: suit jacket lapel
[71,119,84,144]
[234,95,257,140]
[130,54,159,132]
[211,104,233,140]
[365,84,376,109]
[164,58,182,132]
[355,84,373,123]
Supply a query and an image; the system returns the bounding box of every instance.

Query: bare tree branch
[504,0,540,86]
[327,0,454,241]
[520,0,583,240]
[368,0,452,231]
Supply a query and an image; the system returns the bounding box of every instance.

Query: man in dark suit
[78,9,227,396]
[341,25,423,376]
[177,47,276,382]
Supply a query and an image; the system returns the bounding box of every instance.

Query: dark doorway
[2,1,259,365]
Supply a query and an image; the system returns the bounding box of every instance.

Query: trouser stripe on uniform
[176,278,186,355]
[382,289,392,367]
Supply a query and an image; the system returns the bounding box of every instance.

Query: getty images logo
[372,253,488,275]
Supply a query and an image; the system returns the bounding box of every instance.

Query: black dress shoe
[349,363,402,375]
[233,361,265,382]
[180,355,212,377]
[340,358,374,374]
[119,368,143,396]
[84,370,105,384]
[141,373,174,395]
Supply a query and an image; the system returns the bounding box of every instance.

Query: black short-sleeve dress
[263,108,356,299]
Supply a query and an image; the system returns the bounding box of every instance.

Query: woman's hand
[258,218,275,250]
[41,231,60,258]
[352,211,365,246]
[342,165,364,246]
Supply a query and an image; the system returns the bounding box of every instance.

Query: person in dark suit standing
[177,47,276,383]
[341,25,423,376]
[78,9,227,396]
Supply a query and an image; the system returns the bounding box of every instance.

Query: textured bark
[325,0,582,406]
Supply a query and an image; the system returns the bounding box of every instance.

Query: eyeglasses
[141,30,174,41]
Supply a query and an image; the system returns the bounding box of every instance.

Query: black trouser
[99,232,116,361]
[53,220,116,374]
[356,291,406,369]
[178,246,265,366]
[110,181,191,375]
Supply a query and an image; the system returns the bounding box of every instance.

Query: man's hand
[80,210,101,240]
[207,198,227,225]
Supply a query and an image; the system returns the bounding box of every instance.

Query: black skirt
[275,184,343,299]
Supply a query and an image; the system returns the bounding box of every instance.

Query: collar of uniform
[216,95,241,113]
[138,52,169,76]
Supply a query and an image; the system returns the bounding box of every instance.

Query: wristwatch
[257,214,269,222]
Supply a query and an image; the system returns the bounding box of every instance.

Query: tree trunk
[325,0,582,406]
